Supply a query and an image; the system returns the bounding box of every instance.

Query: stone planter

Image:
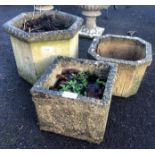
[30,56,117,144]
[88,34,152,97]
[79,5,110,38]
[3,11,83,84]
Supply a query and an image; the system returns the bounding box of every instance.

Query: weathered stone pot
[30,56,117,144]
[88,34,152,97]
[3,11,83,84]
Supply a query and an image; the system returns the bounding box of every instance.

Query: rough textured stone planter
[3,11,83,84]
[88,34,152,97]
[30,57,117,144]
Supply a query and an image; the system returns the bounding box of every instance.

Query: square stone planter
[3,11,83,84]
[88,34,152,97]
[30,56,117,144]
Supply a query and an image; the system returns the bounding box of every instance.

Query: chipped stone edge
[79,26,105,38]
[2,11,83,42]
[88,34,152,66]
[30,56,118,106]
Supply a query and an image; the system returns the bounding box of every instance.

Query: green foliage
[60,84,71,92]
[59,72,89,95]
[78,72,89,87]
[59,71,106,96]
[95,78,106,86]
[60,79,82,95]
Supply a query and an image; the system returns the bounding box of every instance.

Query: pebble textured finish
[3,11,83,42]
[88,34,152,97]
[30,56,117,144]
[80,5,106,11]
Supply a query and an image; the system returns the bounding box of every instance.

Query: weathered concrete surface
[10,33,79,84]
[88,35,152,97]
[0,5,155,149]
[3,11,83,84]
[31,57,117,144]
[33,96,110,144]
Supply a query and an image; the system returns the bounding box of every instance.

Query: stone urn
[34,5,54,12]
[79,5,109,38]
[88,34,152,97]
[30,56,117,144]
[3,11,83,84]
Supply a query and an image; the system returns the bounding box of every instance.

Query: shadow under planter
[3,11,83,84]
[30,56,117,144]
[88,34,152,97]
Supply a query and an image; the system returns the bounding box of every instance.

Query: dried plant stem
[28,27,31,33]
[32,5,36,20]
[23,19,26,30]
[31,26,43,32]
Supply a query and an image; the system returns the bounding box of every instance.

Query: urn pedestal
[79,5,109,38]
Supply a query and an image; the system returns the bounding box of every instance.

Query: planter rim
[80,5,109,10]
[3,11,83,42]
[88,34,152,66]
[30,56,117,106]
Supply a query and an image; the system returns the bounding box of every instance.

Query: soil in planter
[21,14,70,33]
[49,69,107,99]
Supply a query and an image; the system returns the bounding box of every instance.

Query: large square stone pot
[88,34,152,97]
[30,57,117,144]
[3,11,83,84]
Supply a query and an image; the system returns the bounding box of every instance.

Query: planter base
[34,96,110,144]
[79,25,105,38]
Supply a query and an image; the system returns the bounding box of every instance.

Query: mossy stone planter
[30,57,117,144]
[88,34,152,97]
[3,11,83,84]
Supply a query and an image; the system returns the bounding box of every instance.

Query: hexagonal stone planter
[30,57,117,144]
[3,11,83,84]
[88,34,152,97]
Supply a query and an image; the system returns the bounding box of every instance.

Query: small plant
[96,78,106,85]
[50,69,107,99]
[60,79,83,95]
[59,84,71,92]
[78,72,89,87]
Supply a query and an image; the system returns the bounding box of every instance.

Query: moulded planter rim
[3,11,83,42]
[31,56,118,106]
[88,34,152,66]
